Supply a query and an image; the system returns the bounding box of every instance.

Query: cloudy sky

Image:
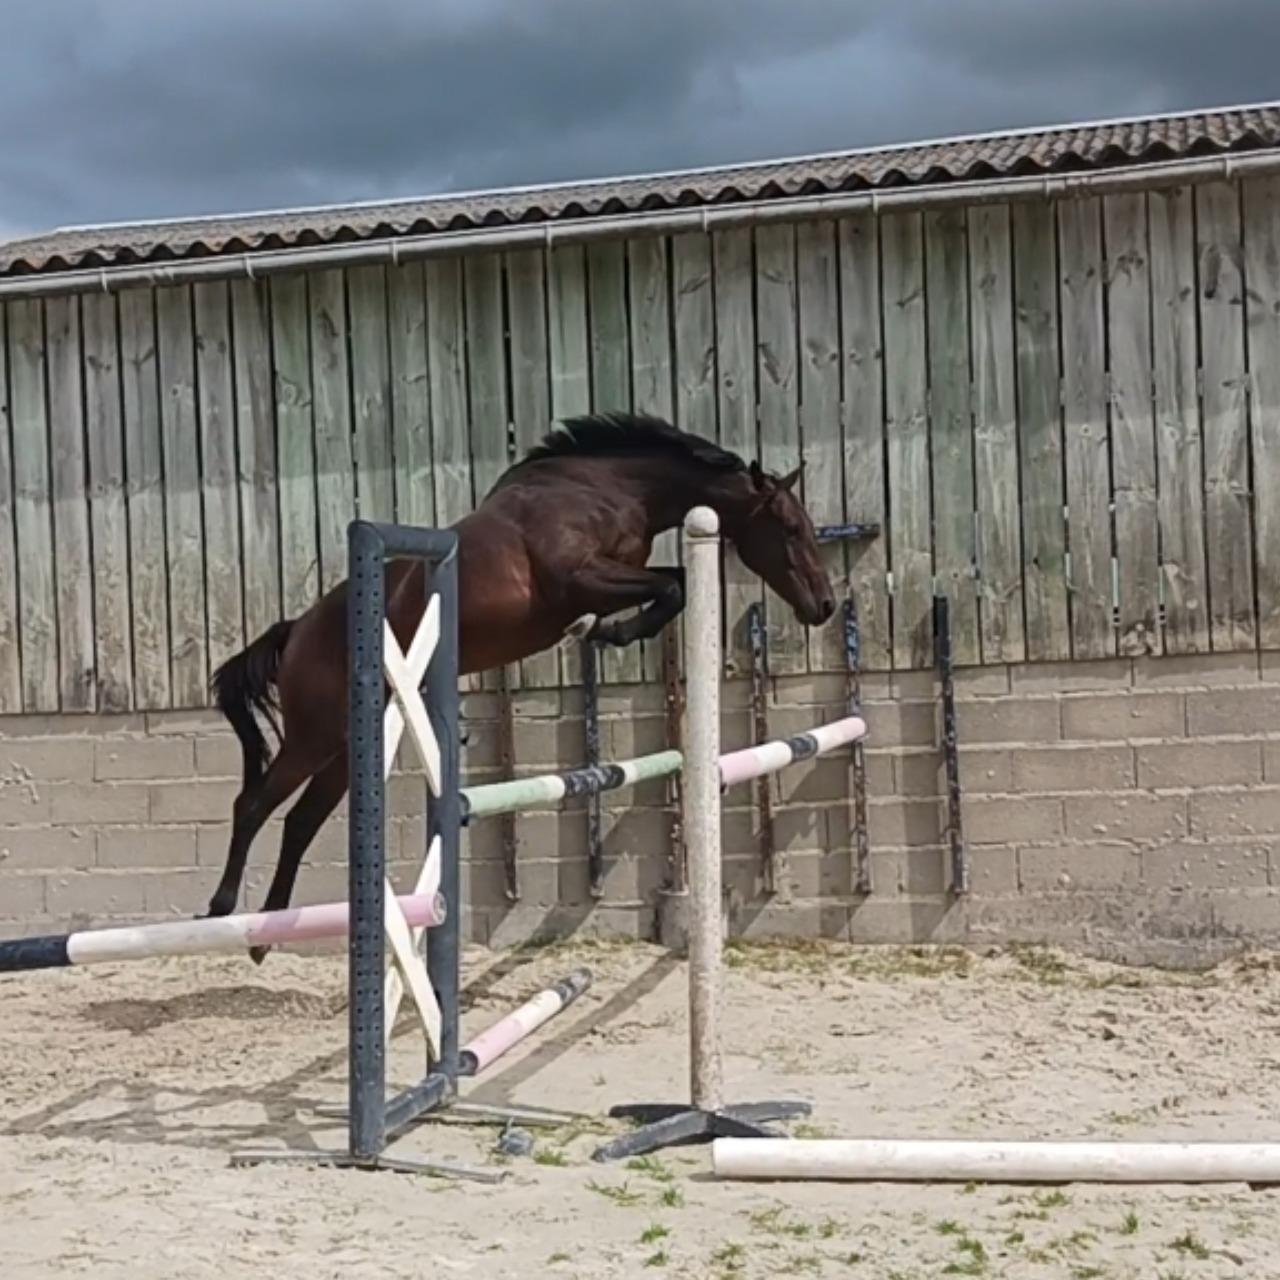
[0,0,1275,240]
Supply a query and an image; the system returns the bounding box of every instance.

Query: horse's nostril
[820,599,835,622]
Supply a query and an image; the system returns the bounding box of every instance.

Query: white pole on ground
[683,505,723,1113]
[712,1137,1280,1185]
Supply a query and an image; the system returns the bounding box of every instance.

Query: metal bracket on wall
[661,624,687,898]
[496,664,519,901]
[745,601,776,895]
[581,639,605,898]
[933,595,968,895]
[843,595,872,895]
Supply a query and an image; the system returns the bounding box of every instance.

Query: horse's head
[722,461,836,628]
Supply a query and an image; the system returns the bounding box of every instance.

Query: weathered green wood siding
[4,175,1280,712]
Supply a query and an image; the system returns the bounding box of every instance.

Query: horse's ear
[778,465,802,492]
[748,460,768,490]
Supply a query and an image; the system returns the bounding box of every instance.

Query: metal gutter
[2,149,1278,302]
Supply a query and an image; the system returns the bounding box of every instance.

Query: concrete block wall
[3,649,1280,965]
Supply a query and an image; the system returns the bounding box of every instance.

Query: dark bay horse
[203,411,836,956]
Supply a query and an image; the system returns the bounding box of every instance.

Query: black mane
[514,411,747,473]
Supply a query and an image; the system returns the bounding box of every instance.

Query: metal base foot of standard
[590,1100,812,1162]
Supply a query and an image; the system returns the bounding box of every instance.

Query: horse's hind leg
[201,742,316,920]
[248,754,349,964]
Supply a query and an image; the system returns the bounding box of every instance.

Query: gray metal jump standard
[229,521,594,1181]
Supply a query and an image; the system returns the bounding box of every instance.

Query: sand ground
[4,936,1280,1279]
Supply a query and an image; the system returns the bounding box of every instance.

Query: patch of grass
[710,1242,746,1275]
[789,1252,825,1273]
[793,1119,837,1139]
[1170,1231,1210,1260]
[935,1219,964,1237]
[586,1178,644,1207]
[1006,942,1070,984]
[643,1249,669,1268]
[748,1205,812,1238]
[626,1155,675,1183]
[1004,1229,1026,1248]
[1035,1189,1071,1209]
[533,1147,568,1166]
[1120,1211,1140,1236]
[640,1224,670,1245]
[546,1250,572,1265]
[659,1185,684,1209]
[1071,1267,1107,1279]
[941,1234,988,1276]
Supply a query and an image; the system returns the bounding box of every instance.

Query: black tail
[209,619,295,788]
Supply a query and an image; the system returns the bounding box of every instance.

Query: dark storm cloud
[0,0,1275,237]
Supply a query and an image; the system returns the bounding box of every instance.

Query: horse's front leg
[562,565,686,647]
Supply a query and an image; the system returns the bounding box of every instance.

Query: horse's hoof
[248,945,271,966]
[564,614,597,642]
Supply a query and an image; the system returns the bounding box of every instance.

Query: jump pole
[592,507,867,1163]
[711,1137,1280,1185]
[0,880,445,973]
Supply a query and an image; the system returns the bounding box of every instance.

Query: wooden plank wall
[2,175,1280,714]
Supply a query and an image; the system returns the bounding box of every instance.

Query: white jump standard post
[592,506,812,1163]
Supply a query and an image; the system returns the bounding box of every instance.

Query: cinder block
[1063,792,1188,841]
[1018,843,1141,892]
[1060,691,1185,741]
[1186,686,1280,737]
[97,826,200,870]
[1213,889,1280,941]
[732,901,852,942]
[957,697,1060,745]
[602,714,670,762]
[49,782,150,825]
[1187,788,1280,839]
[1142,842,1270,892]
[0,787,50,824]
[1136,740,1263,790]
[193,736,244,779]
[867,796,943,848]
[0,825,92,871]
[96,738,196,781]
[848,897,956,945]
[0,713,144,738]
[776,756,860,806]
[1009,658,1132,695]
[1137,652,1260,688]
[965,795,1064,844]
[893,747,1011,797]
[0,739,95,781]
[1263,741,1280,783]
[860,700,937,748]
[770,846,863,900]
[146,709,226,736]
[46,872,149,919]
[965,844,1020,895]
[512,717,585,769]
[150,780,237,824]
[196,824,235,867]
[1013,744,1136,793]
[0,873,48,917]
[142,869,213,916]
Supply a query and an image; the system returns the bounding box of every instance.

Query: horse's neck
[645,467,751,540]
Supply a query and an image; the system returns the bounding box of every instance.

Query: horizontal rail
[712,1137,1280,1185]
[461,750,683,821]
[0,888,447,973]
[459,717,870,824]
[718,716,868,789]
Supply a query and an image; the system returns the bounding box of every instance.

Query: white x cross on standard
[379,595,444,1059]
